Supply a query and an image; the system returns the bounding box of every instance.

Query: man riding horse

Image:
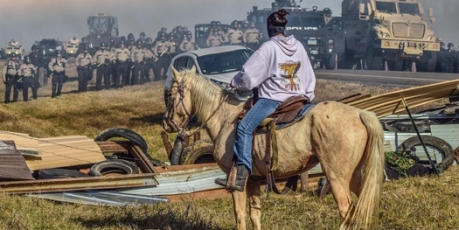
[215,9,316,191]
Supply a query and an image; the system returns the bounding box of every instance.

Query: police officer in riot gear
[114,40,131,88]
[19,55,38,101]
[75,46,93,92]
[152,32,171,80]
[130,40,147,85]
[3,53,20,103]
[48,50,67,97]
[94,42,112,90]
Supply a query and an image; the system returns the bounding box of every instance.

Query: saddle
[237,95,310,194]
[238,95,309,125]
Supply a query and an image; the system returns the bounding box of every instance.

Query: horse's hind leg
[349,157,366,197]
[247,179,261,230]
[232,189,248,230]
[327,176,355,222]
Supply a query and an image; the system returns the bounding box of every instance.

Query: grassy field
[0,67,457,229]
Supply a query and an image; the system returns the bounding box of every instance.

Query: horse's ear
[190,65,197,73]
[171,66,182,82]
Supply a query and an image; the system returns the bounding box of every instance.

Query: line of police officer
[204,20,261,51]
[438,42,459,73]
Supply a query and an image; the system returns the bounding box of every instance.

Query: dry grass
[0,69,456,229]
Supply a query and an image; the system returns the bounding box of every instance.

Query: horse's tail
[345,110,385,230]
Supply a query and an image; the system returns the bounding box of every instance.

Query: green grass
[0,69,455,229]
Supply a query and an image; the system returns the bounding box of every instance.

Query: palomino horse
[163,67,385,230]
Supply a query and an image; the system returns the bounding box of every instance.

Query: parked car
[164,45,254,105]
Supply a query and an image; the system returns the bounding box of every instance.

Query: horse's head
[162,66,196,133]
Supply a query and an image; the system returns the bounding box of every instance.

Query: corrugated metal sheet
[28,191,168,206]
[431,124,459,151]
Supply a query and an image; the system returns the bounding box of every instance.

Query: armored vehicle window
[300,17,324,28]
[399,3,420,15]
[375,1,397,13]
[173,57,189,71]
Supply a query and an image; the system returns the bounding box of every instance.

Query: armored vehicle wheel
[180,139,215,165]
[366,48,383,70]
[397,135,455,170]
[390,60,404,71]
[325,53,337,70]
[425,54,437,72]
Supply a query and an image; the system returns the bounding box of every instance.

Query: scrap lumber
[27,136,106,170]
[0,173,158,194]
[0,141,35,181]
[346,79,459,118]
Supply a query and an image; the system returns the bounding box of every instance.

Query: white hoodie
[231,35,316,102]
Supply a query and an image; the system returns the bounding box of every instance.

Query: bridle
[163,77,227,137]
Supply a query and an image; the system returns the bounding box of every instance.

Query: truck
[247,0,345,69]
[342,0,439,72]
[84,13,121,51]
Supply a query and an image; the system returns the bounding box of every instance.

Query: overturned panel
[0,141,35,181]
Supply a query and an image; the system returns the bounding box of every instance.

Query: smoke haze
[1,0,456,50]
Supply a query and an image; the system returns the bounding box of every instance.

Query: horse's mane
[180,70,226,119]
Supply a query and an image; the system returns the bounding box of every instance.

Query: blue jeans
[234,98,281,174]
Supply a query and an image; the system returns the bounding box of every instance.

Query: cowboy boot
[51,84,57,98]
[215,165,249,191]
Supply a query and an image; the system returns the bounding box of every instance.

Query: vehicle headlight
[380,32,390,38]
[210,79,230,89]
[427,35,433,40]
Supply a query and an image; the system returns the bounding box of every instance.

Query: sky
[0,0,457,50]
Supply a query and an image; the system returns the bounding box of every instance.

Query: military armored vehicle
[4,39,24,59]
[85,13,122,51]
[342,0,439,71]
[247,0,345,69]
[63,37,80,58]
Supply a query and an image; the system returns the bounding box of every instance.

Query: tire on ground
[180,139,215,165]
[94,127,164,166]
[397,135,455,169]
[38,169,90,179]
[95,127,148,154]
[89,159,139,176]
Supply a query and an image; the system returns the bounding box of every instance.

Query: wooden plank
[129,145,157,174]
[26,136,106,171]
[347,79,459,118]
[0,173,158,194]
[96,141,128,154]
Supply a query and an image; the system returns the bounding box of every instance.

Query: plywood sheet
[26,136,106,170]
[346,79,459,118]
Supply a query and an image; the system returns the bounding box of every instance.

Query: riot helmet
[161,27,167,33]
[119,40,126,47]
[323,7,332,17]
[56,50,62,56]
[267,9,289,38]
[82,37,87,43]
[100,42,106,49]
[136,40,143,47]
[140,32,146,37]
[11,53,17,58]
[128,33,134,40]
[120,36,126,42]
[448,42,454,48]
[23,55,30,64]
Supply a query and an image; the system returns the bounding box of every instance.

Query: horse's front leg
[231,189,248,230]
[247,179,261,230]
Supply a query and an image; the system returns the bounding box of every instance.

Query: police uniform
[179,37,196,53]
[243,25,260,50]
[48,53,67,97]
[143,45,154,82]
[94,45,112,90]
[18,58,38,101]
[75,49,93,92]
[227,28,243,45]
[130,44,146,85]
[152,37,171,80]
[114,43,131,88]
[2,56,20,103]
[206,30,223,47]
